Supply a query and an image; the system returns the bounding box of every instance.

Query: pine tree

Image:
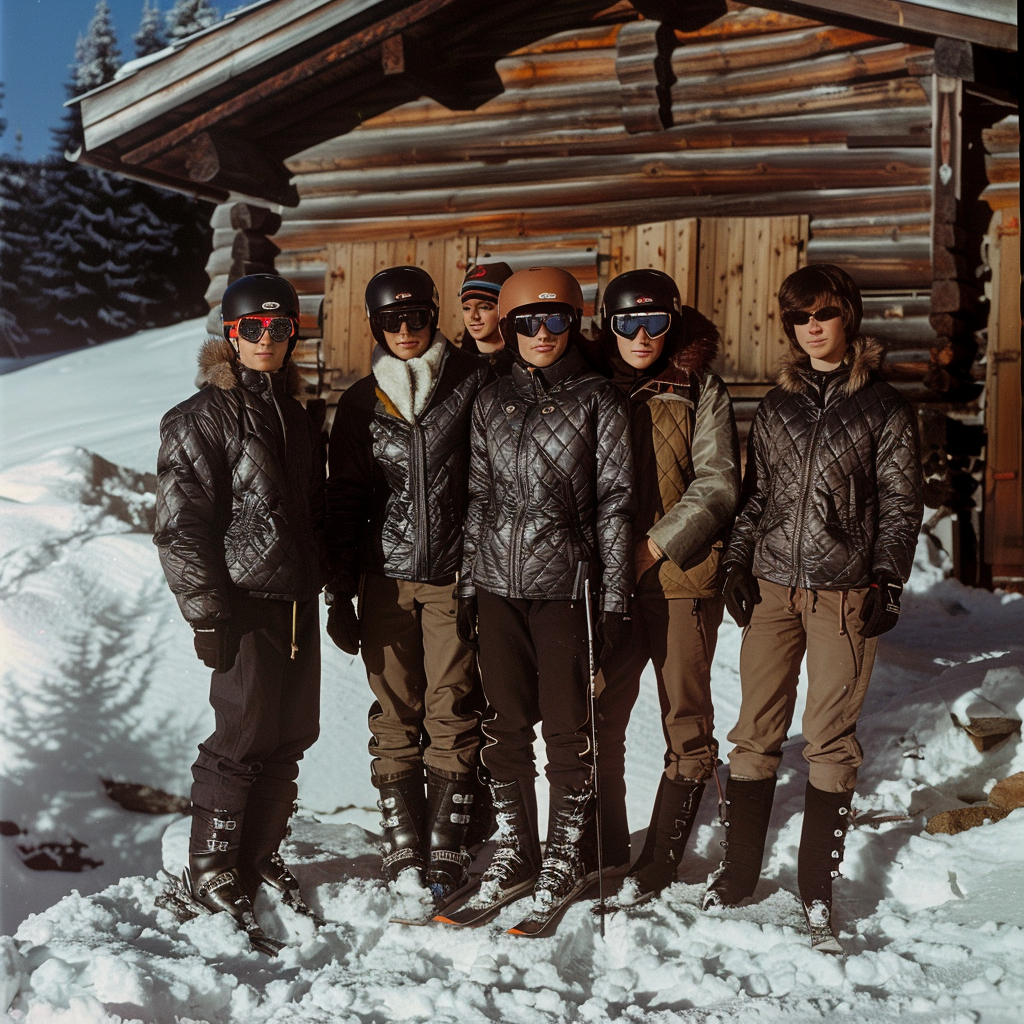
[72,0,122,93]
[166,0,219,44]
[134,1,168,58]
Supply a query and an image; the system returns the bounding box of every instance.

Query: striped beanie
[460,262,513,303]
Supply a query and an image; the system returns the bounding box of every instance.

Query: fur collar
[372,334,448,422]
[648,307,719,388]
[197,337,304,396]
[776,335,885,396]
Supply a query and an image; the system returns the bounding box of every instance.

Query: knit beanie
[460,262,513,303]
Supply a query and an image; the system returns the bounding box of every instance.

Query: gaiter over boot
[797,781,853,954]
[425,768,475,904]
[375,769,428,884]
[628,776,705,902]
[702,775,777,910]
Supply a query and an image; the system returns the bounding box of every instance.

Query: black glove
[722,563,761,628]
[596,610,632,669]
[456,595,479,651]
[327,596,360,655]
[192,622,238,672]
[859,577,902,639]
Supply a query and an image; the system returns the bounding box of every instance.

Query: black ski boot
[375,769,428,884]
[181,805,283,955]
[702,775,777,910]
[238,794,324,926]
[425,767,476,906]
[626,776,705,904]
[798,781,853,955]
[532,785,594,910]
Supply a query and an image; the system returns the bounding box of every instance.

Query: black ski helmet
[365,266,440,345]
[600,269,681,322]
[221,274,301,353]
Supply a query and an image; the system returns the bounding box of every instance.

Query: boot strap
[198,870,239,898]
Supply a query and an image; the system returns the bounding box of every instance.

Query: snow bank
[1,328,1022,1022]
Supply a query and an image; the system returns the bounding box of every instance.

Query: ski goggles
[226,316,297,343]
[610,311,672,341]
[374,307,433,334]
[512,312,573,337]
[783,305,843,326]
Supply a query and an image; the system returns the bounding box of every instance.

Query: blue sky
[0,0,157,160]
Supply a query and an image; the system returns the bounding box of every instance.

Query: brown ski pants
[358,573,481,780]
[727,579,878,793]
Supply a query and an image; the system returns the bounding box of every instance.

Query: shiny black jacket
[459,346,635,614]
[154,340,325,624]
[326,338,490,593]
[727,337,923,589]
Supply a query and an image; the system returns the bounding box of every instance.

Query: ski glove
[456,595,479,651]
[596,610,632,669]
[859,577,902,638]
[192,622,239,673]
[722,562,761,628]
[327,596,360,655]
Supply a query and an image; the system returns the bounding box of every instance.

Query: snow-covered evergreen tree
[134,1,168,58]
[166,0,219,44]
[72,0,122,93]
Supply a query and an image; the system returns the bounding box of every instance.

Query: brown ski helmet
[497,267,585,345]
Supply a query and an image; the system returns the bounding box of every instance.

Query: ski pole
[583,579,606,937]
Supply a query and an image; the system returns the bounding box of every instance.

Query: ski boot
[375,769,428,885]
[424,767,475,907]
[702,775,776,910]
[797,781,853,955]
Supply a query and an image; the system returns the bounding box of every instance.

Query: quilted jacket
[606,323,741,599]
[325,335,490,594]
[726,337,923,590]
[154,339,326,625]
[459,345,635,614]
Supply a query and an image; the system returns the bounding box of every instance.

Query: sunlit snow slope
[1,323,1022,1023]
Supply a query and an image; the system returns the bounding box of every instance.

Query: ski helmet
[365,266,440,345]
[221,274,301,353]
[497,267,585,346]
[601,269,681,322]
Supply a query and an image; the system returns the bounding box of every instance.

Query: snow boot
[797,781,853,955]
[185,805,283,955]
[532,785,594,910]
[626,776,705,903]
[474,777,542,905]
[702,775,777,910]
[375,768,428,884]
[425,767,476,905]
[238,793,324,925]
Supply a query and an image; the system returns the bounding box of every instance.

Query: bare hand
[635,537,663,582]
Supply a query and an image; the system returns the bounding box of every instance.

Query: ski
[155,871,285,956]
[433,876,537,928]
[390,877,483,926]
[507,877,599,938]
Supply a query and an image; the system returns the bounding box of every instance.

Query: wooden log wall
[196,3,1015,406]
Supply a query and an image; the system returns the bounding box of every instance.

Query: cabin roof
[67,0,1016,205]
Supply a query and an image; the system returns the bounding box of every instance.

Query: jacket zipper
[410,420,429,580]
[509,369,538,595]
[791,408,825,587]
[263,372,288,455]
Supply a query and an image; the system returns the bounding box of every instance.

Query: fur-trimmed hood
[197,337,304,397]
[776,334,885,397]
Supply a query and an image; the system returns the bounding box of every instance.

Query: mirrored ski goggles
[610,311,672,341]
[512,312,573,337]
[227,316,297,343]
[784,305,843,326]
[374,307,433,334]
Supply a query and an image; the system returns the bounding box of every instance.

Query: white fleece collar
[372,334,447,422]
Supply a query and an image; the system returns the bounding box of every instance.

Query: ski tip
[507,926,528,935]
[433,915,457,925]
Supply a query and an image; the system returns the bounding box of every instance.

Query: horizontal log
[671,6,823,43]
[980,182,1020,210]
[807,235,931,287]
[289,84,928,173]
[862,295,931,318]
[862,316,935,346]
[810,213,931,238]
[272,185,931,249]
[985,153,1020,185]
[982,116,1019,154]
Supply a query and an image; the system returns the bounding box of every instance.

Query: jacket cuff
[601,591,630,616]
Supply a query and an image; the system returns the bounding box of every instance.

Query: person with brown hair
[459,261,513,374]
[703,263,923,954]
[444,267,635,926]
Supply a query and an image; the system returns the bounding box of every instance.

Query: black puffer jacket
[727,337,923,589]
[459,346,635,614]
[154,340,325,624]
[326,337,490,593]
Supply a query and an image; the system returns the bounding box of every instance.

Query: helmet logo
[538,292,557,299]
[262,301,280,309]
[395,292,413,300]
[636,296,653,304]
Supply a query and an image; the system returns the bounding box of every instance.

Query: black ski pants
[191,594,321,814]
[476,588,592,792]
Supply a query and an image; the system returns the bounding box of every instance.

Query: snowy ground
[0,322,1022,1023]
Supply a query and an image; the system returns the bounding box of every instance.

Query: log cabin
[66,0,1019,587]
